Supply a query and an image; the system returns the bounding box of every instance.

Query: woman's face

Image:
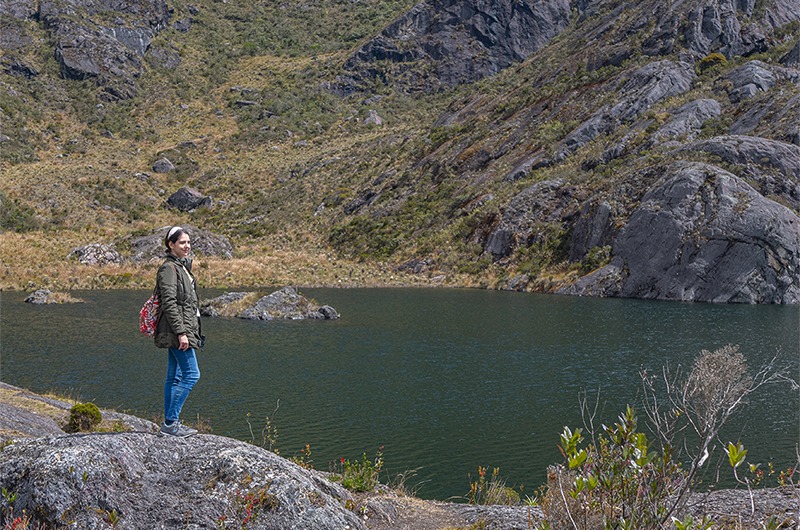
[169,233,191,259]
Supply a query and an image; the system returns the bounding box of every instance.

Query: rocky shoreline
[0,382,796,529]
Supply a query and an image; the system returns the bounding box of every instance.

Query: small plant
[467,466,520,506]
[332,446,384,492]
[289,444,314,470]
[65,402,102,433]
[216,485,280,529]
[246,401,280,454]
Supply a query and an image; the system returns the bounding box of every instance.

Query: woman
[155,226,203,437]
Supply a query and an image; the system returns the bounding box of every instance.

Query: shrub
[65,402,102,433]
[579,245,611,274]
[332,446,384,492]
[697,52,728,74]
[541,345,781,529]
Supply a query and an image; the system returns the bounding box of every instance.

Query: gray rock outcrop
[653,99,722,142]
[340,0,572,92]
[682,0,799,58]
[681,135,800,210]
[0,0,171,100]
[67,243,123,265]
[201,287,340,320]
[484,179,580,259]
[782,40,800,67]
[166,186,213,211]
[23,289,57,305]
[126,225,234,263]
[726,61,777,103]
[560,162,800,303]
[0,433,365,530]
[557,61,695,160]
[153,157,176,173]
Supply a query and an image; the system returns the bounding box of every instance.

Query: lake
[1,288,798,500]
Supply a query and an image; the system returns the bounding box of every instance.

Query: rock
[484,179,580,258]
[560,162,800,303]
[680,0,799,58]
[126,226,234,263]
[67,243,123,265]
[0,433,365,530]
[22,0,172,99]
[559,61,695,159]
[173,18,192,32]
[568,201,615,261]
[0,402,63,439]
[681,135,800,210]
[781,40,800,67]
[23,289,55,305]
[317,305,339,320]
[203,287,341,321]
[0,382,155,443]
[199,292,249,317]
[146,43,181,69]
[166,186,212,212]
[0,0,36,19]
[152,157,176,173]
[0,55,38,78]
[340,0,572,92]
[0,19,33,50]
[364,109,383,126]
[396,258,434,274]
[726,60,776,103]
[652,99,722,142]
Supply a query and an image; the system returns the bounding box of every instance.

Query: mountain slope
[0,0,798,302]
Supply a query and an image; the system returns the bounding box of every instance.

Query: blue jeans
[164,347,200,423]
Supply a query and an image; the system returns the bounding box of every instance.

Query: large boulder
[166,186,213,212]
[781,40,800,67]
[0,433,365,529]
[560,162,800,303]
[339,0,571,92]
[126,226,234,263]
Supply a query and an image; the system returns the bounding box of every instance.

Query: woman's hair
[164,226,188,253]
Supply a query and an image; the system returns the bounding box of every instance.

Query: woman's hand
[178,334,190,350]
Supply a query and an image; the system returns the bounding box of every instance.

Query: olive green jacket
[154,255,202,349]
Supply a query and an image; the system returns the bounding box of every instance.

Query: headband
[167,226,183,239]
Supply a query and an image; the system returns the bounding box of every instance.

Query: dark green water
[1,288,798,500]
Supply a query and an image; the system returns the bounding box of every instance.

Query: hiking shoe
[159,421,198,437]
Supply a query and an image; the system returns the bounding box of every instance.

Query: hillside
[1,0,799,303]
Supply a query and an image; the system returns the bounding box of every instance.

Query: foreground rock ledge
[0,382,796,530]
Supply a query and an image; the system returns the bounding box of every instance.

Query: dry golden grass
[0,228,452,291]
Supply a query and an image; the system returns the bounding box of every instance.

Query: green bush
[579,245,611,274]
[697,52,728,74]
[332,447,384,492]
[66,402,102,433]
